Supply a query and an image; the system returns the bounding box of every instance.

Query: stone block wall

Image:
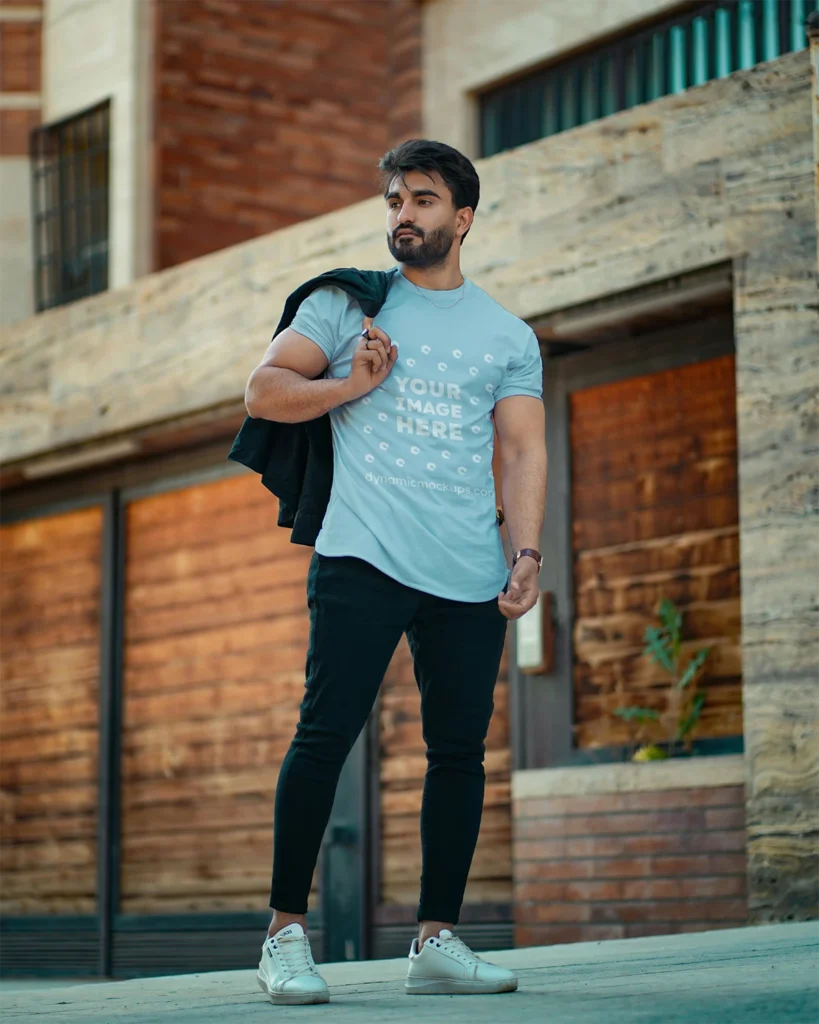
[155,0,422,269]
[512,759,748,946]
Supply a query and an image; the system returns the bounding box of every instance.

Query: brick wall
[513,781,748,946]
[155,0,422,270]
[0,0,42,155]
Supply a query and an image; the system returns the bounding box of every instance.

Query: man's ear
[456,206,474,240]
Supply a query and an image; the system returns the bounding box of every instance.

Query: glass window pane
[29,102,109,311]
[670,25,688,93]
[579,62,598,124]
[543,77,560,137]
[561,67,579,131]
[692,17,710,85]
[738,0,757,69]
[761,0,780,60]
[624,43,643,108]
[647,32,667,101]
[715,7,734,77]
[790,0,806,52]
[600,53,618,117]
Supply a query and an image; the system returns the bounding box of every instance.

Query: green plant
[614,598,711,760]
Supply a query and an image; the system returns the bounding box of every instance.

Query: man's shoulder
[296,283,359,321]
[302,267,398,310]
[466,280,533,340]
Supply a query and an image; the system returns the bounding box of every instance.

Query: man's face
[385,170,466,268]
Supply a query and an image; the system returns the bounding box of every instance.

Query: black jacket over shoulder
[226,267,395,546]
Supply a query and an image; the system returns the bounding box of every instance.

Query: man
[247,140,547,1005]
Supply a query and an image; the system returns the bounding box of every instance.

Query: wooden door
[119,471,313,915]
[570,354,743,749]
[0,505,104,916]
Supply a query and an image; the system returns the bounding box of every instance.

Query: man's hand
[498,557,540,620]
[345,317,398,401]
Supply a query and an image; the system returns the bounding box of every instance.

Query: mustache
[393,226,424,241]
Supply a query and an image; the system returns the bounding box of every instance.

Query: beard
[387,224,456,268]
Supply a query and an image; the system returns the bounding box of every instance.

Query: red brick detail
[154,0,422,271]
[0,19,41,93]
[514,785,746,818]
[513,782,748,947]
[0,107,40,156]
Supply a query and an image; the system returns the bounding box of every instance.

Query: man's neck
[398,262,464,291]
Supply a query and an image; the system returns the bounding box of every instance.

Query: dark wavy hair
[378,139,480,244]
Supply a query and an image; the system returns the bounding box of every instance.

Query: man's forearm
[500,448,547,555]
[245,366,354,423]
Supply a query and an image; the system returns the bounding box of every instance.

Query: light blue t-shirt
[290,268,543,602]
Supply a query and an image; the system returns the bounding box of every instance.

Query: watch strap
[513,548,543,570]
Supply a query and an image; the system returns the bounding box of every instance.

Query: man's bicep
[256,327,330,380]
[494,395,546,459]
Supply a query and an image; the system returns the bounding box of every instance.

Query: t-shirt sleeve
[289,286,350,363]
[493,328,543,403]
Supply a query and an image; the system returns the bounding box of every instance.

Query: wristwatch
[513,548,543,572]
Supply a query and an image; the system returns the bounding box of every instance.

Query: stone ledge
[512,755,746,801]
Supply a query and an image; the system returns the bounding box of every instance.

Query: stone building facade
[1,0,816,979]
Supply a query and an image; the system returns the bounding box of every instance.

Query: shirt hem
[314,543,508,604]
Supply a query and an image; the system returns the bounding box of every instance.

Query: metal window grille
[30,101,110,313]
[480,0,819,158]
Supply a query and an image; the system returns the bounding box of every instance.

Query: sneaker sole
[405,976,518,995]
[257,971,330,1005]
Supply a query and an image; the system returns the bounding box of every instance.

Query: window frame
[479,0,815,158]
[30,100,111,313]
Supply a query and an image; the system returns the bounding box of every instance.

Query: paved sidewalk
[2,921,817,1023]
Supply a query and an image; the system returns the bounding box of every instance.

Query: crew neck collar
[395,267,467,296]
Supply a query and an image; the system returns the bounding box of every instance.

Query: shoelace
[435,934,485,964]
[273,935,318,978]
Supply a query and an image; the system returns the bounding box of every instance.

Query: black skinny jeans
[270,552,508,925]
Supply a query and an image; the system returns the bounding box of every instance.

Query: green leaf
[644,626,675,674]
[677,647,711,690]
[659,598,682,637]
[614,706,661,723]
[677,691,706,740]
[658,598,683,660]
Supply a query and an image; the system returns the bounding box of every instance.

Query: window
[480,0,818,157]
[30,102,110,313]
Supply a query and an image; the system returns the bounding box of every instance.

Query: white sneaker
[405,928,518,995]
[256,923,330,1005]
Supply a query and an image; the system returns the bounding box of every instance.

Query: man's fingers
[365,350,383,373]
[368,325,392,347]
[369,339,388,371]
[357,337,387,371]
[497,591,537,621]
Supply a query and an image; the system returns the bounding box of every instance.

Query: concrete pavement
[2,921,817,1023]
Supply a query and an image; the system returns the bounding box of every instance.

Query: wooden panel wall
[379,640,512,907]
[119,473,312,915]
[571,355,743,749]
[0,506,103,914]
